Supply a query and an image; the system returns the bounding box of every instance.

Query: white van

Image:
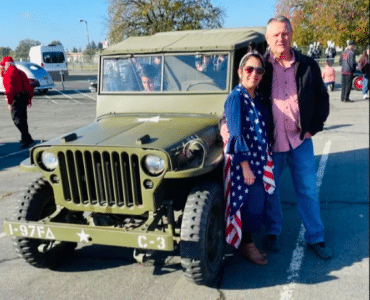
[29,44,68,80]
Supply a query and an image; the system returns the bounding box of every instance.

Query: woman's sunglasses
[244,66,265,75]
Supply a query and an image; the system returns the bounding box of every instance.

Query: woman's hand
[240,161,255,186]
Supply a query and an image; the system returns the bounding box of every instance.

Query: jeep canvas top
[4,27,266,286]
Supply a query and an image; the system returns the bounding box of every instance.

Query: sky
[0,0,276,52]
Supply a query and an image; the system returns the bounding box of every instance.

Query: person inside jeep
[140,64,160,92]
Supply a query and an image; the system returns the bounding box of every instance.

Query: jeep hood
[40,114,219,151]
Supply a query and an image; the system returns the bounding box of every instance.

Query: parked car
[352,69,364,91]
[3,27,267,286]
[0,61,54,94]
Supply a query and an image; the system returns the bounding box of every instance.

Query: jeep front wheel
[13,177,77,269]
[180,182,224,285]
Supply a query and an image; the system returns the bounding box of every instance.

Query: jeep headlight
[40,151,59,171]
[143,155,165,175]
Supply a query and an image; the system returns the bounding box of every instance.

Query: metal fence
[67,55,98,72]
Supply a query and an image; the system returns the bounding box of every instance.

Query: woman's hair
[239,50,265,69]
[140,64,157,79]
[239,41,265,69]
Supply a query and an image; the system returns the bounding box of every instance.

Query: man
[339,40,356,102]
[261,16,332,259]
[221,16,332,259]
[0,56,34,148]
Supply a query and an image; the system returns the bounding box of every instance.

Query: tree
[90,41,97,51]
[0,47,13,58]
[276,0,301,19]
[275,0,369,47]
[49,40,63,46]
[14,39,41,61]
[83,43,96,56]
[72,47,79,53]
[107,0,225,44]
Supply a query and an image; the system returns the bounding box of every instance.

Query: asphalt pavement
[0,73,368,300]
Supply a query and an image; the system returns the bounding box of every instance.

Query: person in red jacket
[0,56,34,148]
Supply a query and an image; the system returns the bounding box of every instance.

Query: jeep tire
[180,182,224,285]
[13,177,77,269]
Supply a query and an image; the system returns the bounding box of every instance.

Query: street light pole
[79,19,90,50]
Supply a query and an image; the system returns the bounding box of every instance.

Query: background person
[0,56,34,148]
[223,51,276,266]
[195,55,212,72]
[358,48,369,99]
[140,64,159,92]
[339,40,356,102]
[322,60,336,92]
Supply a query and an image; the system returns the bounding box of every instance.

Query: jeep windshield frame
[100,52,229,94]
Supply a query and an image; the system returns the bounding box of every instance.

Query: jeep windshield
[101,53,228,93]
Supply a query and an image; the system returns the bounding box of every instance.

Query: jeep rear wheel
[180,182,224,285]
[13,177,77,269]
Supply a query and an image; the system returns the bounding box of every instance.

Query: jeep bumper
[3,220,174,251]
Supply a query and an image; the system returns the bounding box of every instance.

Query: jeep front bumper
[3,220,174,251]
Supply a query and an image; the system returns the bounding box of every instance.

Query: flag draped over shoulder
[223,85,275,249]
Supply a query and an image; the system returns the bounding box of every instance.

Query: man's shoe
[263,234,281,252]
[363,94,369,99]
[20,139,35,149]
[307,242,332,260]
[344,99,354,102]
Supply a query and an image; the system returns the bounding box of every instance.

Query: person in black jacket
[339,40,357,102]
[259,16,331,259]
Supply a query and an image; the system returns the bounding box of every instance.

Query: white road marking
[43,93,59,104]
[280,139,332,300]
[0,232,6,238]
[73,90,96,101]
[54,90,82,103]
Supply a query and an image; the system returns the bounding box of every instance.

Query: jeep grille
[58,150,142,207]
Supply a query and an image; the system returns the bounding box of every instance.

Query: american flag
[224,86,275,248]
[224,150,275,248]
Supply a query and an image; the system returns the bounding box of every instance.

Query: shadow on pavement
[56,244,182,275]
[0,142,41,170]
[323,124,352,131]
[220,148,369,290]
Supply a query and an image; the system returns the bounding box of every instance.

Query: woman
[223,52,275,265]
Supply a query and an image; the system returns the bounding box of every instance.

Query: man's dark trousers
[10,94,33,143]
[341,74,353,101]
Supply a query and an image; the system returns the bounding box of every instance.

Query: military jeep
[4,27,266,285]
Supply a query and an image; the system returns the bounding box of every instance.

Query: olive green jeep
[4,27,266,285]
